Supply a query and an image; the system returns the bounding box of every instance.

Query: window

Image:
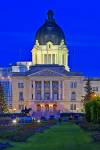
[70,104,76,110]
[52,81,59,89]
[60,81,63,88]
[92,87,99,91]
[53,93,59,100]
[32,94,33,100]
[19,92,24,101]
[70,82,77,88]
[44,93,50,100]
[49,44,51,48]
[71,92,76,101]
[35,93,41,100]
[18,83,24,88]
[44,81,50,88]
[19,105,24,110]
[35,81,41,88]
[31,82,33,88]
[54,93,58,100]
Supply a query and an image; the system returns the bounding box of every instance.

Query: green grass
[6,123,100,150]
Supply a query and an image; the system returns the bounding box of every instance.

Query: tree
[0,83,8,113]
[82,78,96,105]
[85,97,100,123]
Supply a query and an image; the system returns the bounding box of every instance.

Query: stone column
[51,54,52,64]
[41,81,44,100]
[62,81,64,100]
[43,54,44,64]
[59,81,61,100]
[33,81,35,100]
[50,81,52,100]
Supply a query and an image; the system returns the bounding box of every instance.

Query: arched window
[71,92,76,101]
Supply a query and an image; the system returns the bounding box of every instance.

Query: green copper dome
[35,10,66,45]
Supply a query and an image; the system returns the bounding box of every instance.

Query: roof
[34,10,66,45]
[11,64,83,77]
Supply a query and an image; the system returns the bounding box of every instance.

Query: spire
[47,10,54,22]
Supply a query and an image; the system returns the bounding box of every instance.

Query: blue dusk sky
[0,0,100,77]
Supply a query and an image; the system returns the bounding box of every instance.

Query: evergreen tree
[82,78,95,104]
[0,83,8,113]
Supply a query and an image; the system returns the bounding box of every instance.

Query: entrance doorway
[36,103,57,111]
[37,104,41,111]
[45,104,49,111]
[53,104,57,111]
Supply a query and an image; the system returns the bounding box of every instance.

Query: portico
[31,79,64,101]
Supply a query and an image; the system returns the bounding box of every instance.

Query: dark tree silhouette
[0,83,8,112]
[82,78,96,105]
[21,106,32,115]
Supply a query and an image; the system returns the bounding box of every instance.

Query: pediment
[28,69,66,77]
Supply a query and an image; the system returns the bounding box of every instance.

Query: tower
[32,10,69,71]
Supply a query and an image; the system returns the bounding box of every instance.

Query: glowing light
[41,104,44,108]
[12,119,17,124]
[49,104,53,107]
[37,119,41,123]
[13,108,16,112]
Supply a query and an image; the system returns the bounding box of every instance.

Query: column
[56,54,58,64]
[50,81,52,100]
[51,54,52,64]
[43,54,44,64]
[62,81,64,100]
[41,81,44,100]
[33,81,35,100]
[59,81,61,100]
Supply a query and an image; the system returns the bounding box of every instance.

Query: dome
[35,10,66,45]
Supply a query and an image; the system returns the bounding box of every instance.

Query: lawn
[6,123,100,150]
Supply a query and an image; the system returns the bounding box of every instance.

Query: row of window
[18,81,77,89]
[19,92,76,101]
[92,87,99,91]
[34,93,59,100]
[17,82,100,92]
[84,87,99,92]
[34,81,60,89]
